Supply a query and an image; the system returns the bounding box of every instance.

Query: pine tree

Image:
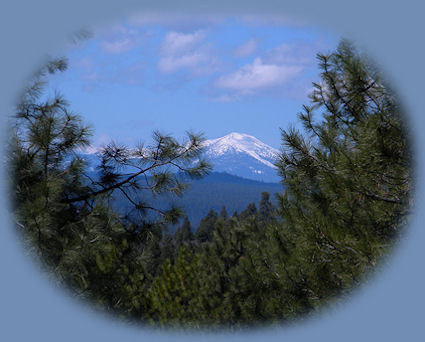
[238,203,257,221]
[174,217,194,249]
[9,57,211,319]
[258,191,275,224]
[195,209,218,242]
[268,39,412,309]
[159,233,175,267]
[147,247,202,328]
[219,205,228,220]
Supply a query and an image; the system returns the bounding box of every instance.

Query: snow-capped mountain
[79,132,281,183]
[202,132,280,183]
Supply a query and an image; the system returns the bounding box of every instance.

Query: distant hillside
[113,172,283,229]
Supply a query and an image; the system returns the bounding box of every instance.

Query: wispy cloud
[158,53,212,74]
[100,38,138,54]
[99,25,141,54]
[263,40,323,65]
[72,57,145,90]
[73,58,101,81]
[110,62,145,86]
[211,39,324,100]
[233,38,258,58]
[215,57,302,95]
[158,30,219,75]
[160,30,206,55]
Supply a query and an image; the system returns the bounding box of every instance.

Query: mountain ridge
[201,132,280,182]
[203,132,278,166]
[81,132,281,182]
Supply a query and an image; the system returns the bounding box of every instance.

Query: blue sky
[46,13,338,149]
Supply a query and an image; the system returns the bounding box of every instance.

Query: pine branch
[62,142,201,204]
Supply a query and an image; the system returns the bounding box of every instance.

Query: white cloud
[233,38,258,58]
[100,38,138,54]
[158,52,210,73]
[158,30,219,75]
[207,94,241,103]
[160,30,206,55]
[210,39,327,101]
[215,58,302,94]
[101,38,135,54]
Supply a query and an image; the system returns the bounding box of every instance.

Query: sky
[45,14,338,150]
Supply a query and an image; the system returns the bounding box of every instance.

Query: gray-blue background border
[1,1,423,341]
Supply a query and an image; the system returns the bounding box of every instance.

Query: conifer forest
[9,40,412,330]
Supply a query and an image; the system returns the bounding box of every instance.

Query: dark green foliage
[195,209,218,242]
[266,40,411,310]
[147,247,201,327]
[219,205,228,220]
[159,233,175,267]
[174,217,194,249]
[10,58,210,319]
[238,203,257,221]
[258,191,275,224]
[146,202,279,328]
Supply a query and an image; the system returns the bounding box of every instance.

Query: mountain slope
[202,132,280,182]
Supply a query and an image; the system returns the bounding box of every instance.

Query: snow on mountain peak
[202,132,279,169]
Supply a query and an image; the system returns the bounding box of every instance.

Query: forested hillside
[10,40,412,329]
[113,172,282,228]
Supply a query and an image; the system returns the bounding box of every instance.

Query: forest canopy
[9,40,412,330]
